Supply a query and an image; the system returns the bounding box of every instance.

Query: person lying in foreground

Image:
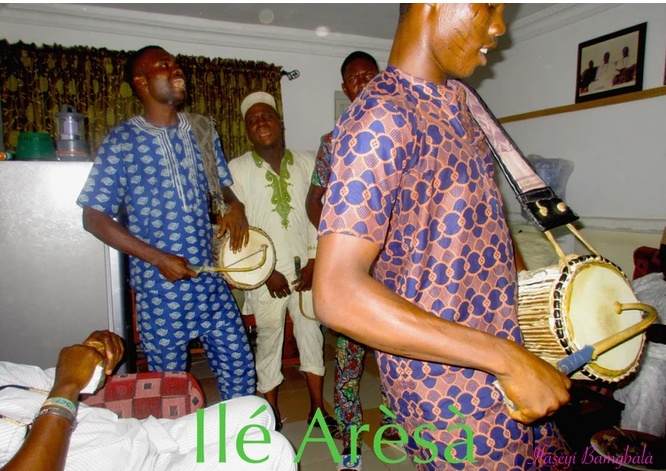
[0,330,296,471]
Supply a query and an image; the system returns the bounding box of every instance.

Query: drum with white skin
[518,255,647,382]
[192,226,276,290]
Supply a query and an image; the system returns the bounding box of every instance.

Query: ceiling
[91,3,557,40]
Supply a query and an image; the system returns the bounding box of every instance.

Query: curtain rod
[281,69,300,80]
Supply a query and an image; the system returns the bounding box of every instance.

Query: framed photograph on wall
[576,22,647,103]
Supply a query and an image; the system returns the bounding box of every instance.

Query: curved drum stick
[189,245,268,274]
[294,256,317,321]
[496,301,658,410]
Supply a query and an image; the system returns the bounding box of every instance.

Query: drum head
[566,259,644,379]
[218,227,276,290]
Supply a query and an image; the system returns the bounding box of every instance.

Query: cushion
[82,371,204,420]
[633,246,661,280]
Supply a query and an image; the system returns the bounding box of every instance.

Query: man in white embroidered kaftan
[227,92,334,435]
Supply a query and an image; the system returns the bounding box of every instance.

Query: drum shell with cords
[204,226,276,290]
[514,226,657,383]
[495,226,658,412]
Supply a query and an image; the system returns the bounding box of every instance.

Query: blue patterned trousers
[137,287,256,401]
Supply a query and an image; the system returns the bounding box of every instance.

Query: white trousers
[246,283,325,393]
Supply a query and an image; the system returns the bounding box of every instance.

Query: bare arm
[1,331,124,471]
[220,186,241,208]
[313,233,571,424]
[0,403,74,471]
[305,184,326,228]
[82,206,196,282]
[307,133,332,228]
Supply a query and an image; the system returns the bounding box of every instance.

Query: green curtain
[0,40,283,159]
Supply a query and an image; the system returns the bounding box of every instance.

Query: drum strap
[454,80,579,232]
[183,112,228,215]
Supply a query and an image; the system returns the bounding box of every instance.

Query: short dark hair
[125,45,164,93]
[340,51,379,78]
[399,3,411,21]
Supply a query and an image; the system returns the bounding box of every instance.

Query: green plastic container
[16,132,56,160]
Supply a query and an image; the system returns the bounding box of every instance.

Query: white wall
[477,4,665,225]
[468,6,664,273]
[0,4,391,154]
[478,4,666,117]
[474,3,665,269]
[497,97,666,222]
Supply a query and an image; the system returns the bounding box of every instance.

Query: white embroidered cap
[241,92,277,119]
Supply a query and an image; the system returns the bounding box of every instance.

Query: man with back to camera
[306,51,402,471]
[78,46,256,401]
[314,4,571,469]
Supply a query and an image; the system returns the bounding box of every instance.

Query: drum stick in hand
[497,300,658,410]
[294,256,317,320]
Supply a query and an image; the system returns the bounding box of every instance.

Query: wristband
[31,407,77,432]
[42,397,77,416]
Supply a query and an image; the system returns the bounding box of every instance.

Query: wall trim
[509,3,620,44]
[507,212,665,234]
[499,87,666,124]
[0,3,393,60]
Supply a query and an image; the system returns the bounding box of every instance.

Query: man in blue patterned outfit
[78,46,256,400]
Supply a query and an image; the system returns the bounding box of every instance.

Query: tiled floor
[189,329,417,470]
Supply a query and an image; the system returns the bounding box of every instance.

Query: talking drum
[518,254,656,383]
[192,226,276,290]
[455,82,656,388]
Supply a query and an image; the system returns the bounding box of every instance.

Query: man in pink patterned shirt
[314,4,571,470]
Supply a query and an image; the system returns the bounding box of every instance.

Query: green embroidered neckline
[252,149,293,229]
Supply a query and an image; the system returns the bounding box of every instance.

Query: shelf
[498,86,666,124]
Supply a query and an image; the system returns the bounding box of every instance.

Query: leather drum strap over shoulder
[454,80,579,232]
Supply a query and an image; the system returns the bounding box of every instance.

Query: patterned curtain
[0,40,283,159]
